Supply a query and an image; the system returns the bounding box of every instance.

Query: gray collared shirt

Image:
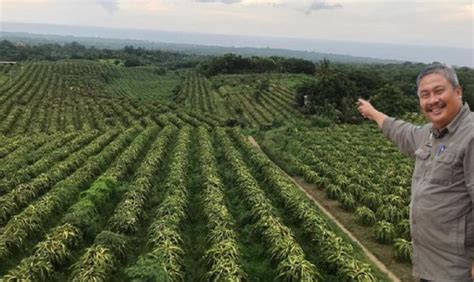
[382,103,474,281]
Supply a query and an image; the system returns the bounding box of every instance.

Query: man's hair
[416,64,460,94]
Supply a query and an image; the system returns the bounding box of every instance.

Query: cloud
[306,0,342,14]
[237,0,343,14]
[96,0,119,14]
[194,0,243,4]
[192,0,343,12]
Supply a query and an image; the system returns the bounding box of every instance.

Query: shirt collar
[430,103,471,138]
[430,127,448,139]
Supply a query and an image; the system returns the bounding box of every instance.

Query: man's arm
[357,98,423,157]
[357,99,387,128]
[466,137,474,210]
[466,138,474,269]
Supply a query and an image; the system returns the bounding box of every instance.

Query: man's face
[418,73,463,129]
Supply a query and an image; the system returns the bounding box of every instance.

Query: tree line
[198,53,316,76]
[0,40,204,68]
[295,59,474,124]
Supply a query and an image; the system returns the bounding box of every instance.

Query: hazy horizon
[1,0,472,66]
[2,1,472,46]
[3,20,472,50]
[2,21,473,67]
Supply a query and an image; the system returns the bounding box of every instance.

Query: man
[358,64,473,281]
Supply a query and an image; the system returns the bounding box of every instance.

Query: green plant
[355,206,376,226]
[374,221,396,244]
[393,238,412,262]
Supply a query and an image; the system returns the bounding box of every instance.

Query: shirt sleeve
[465,137,474,206]
[382,117,424,158]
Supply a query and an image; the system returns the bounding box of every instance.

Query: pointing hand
[357,98,388,128]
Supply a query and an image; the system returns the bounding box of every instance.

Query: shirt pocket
[414,148,430,179]
[428,151,456,185]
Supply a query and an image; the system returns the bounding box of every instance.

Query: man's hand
[357,98,388,128]
[357,98,376,120]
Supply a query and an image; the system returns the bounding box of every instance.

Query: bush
[370,84,418,117]
[126,256,169,281]
[395,219,411,240]
[376,204,405,224]
[310,115,332,128]
[355,206,376,226]
[124,57,142,67]
[224,119,240,127]
[374,220,396,244]
[339,192,356,211]
[393,238,412,262]
[325,184,342,200]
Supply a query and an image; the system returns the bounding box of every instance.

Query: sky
[0,0,473,49]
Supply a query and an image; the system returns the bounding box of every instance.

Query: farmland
[0,58,421,281]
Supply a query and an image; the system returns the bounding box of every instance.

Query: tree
[315,58,332,77]
[124,57,142,67]
[280,58,315,74]
[370,84,418,117]
[295,80,318,108]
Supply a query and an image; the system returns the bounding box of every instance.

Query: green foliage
[294,65,360,123]
[71,245,116,282]
[7,39,472,282]
[218,128,322,281]
[395,219,411,240]
[94,231,129,260]
[355,206,376,226]
[0,40,204,67]
[199,53,315,77]
[393,238,412,262]
[124,57,142,67]
[370,84,418,117]
[339,192,356,211]
[361,192,382,211]
[293,59,472,124]
[325,184,342,200]
[457,67,474,106]
[256,78,270,92]
[374,221,396,244]
[3,223,81,281]
[295,79,318,108]
[376,204,405,224]
[126,256,170,282]
[71,231,129,281]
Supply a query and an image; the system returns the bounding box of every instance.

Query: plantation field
[0,60,415,281]
[176,72,305,128]
[256,124,416,280]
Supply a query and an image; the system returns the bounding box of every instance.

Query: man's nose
[426,94,440,105]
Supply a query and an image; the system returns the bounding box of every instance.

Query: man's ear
[455,86,463,99]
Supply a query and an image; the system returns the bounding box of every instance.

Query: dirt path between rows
[248,136,401,282]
